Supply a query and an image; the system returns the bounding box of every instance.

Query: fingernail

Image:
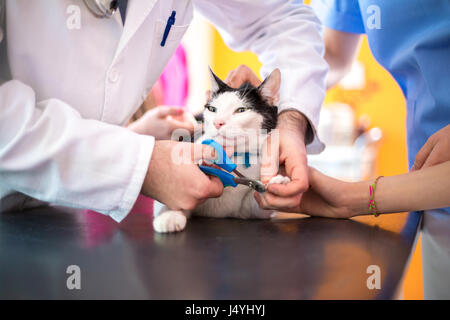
[261,176,270,184]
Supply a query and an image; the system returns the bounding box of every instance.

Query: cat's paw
[153,210,187,233]
[267,174,291,185]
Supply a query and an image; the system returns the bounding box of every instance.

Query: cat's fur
[153,68,290,233]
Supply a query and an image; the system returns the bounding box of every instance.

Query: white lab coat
[0,0,327,222]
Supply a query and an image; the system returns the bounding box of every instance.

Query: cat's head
[203,68,280,151]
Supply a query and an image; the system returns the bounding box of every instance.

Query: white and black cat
[153,68,290,233]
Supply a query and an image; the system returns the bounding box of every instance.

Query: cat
[153,68,291,233]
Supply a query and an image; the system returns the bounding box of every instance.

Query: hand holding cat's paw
[254,175,292,211]
[257,111,310,211]
[153,210,187,233]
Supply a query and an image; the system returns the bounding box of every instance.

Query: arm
[0,81,223,219]
[323,27,362,89]
[195,0,327,211]
[366,162,450,214]
[0,80,154,221]
[194,0,328,154]
[296,162,450,218]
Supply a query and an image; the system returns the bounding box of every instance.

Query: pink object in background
[82,45,190,246]
[160,45,189,107]
[132,44,190,213]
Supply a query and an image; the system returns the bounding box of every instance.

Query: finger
[167,118,195,132]
[421,146,444,169]
[254,192,270,209]
[192,144,218,162]
[267,155,308,197]
[260,135,279,184]
[204,176,224,198]
[157,106,183,118]
[205,90,211,101]
[224,70,236,86]
[255,192,302,211]
[412,137,435,171]
[226,65,261,88]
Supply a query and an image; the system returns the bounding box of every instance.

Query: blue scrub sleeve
[310,0,366,34]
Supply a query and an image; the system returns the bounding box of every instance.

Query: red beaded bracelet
[368,176,384,217]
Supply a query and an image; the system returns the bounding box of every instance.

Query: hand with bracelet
[286,161,450,218]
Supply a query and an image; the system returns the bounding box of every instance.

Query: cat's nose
[213,120,226,129]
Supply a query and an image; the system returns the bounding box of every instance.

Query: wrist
[277,110,311,144]
[128,120,145,135]
[342,181,371,217]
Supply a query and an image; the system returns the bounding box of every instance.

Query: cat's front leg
[153,205,191,233]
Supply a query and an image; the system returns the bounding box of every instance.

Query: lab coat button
[108,69,120,83]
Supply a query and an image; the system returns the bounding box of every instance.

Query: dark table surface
[0,206,421,299]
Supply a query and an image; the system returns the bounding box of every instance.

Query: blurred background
[138,3,422,299]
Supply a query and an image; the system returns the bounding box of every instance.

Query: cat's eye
[205,105,217,112]
[235,107,249,113]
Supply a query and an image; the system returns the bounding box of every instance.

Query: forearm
[0,80,154,222]
[325,52,352,89]
[347,161,450,215]
[323,28,362,89]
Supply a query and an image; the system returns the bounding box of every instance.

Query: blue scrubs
[311,0,450,168]
[312,0,450,299]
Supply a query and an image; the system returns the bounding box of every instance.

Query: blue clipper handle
[201,139,237,172]
[199,166,237,188]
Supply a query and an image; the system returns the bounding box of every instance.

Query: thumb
[157,106,183,118]
[260,134,279,184]
[192,144,218,162]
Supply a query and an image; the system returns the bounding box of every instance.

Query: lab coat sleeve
[310,0,366,34]
[193,0,328,154]
[0,80,154,222]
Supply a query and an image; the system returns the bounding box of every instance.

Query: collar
[233,152,251,168]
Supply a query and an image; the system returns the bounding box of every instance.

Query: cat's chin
[209,135,260,155]
[213,134,250,146]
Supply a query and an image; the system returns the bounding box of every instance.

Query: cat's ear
[209,67,228,93]
[258,68,281,105]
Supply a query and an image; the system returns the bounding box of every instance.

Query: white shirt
[0,0,327,222]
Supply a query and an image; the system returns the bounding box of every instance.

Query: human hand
[412,124,450,171]
[292,167,364,218]
[254,111,310,211]
[128,106,196,140]
[224,65,311,211]
[225,64,262,87]
[141,141,224,211]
